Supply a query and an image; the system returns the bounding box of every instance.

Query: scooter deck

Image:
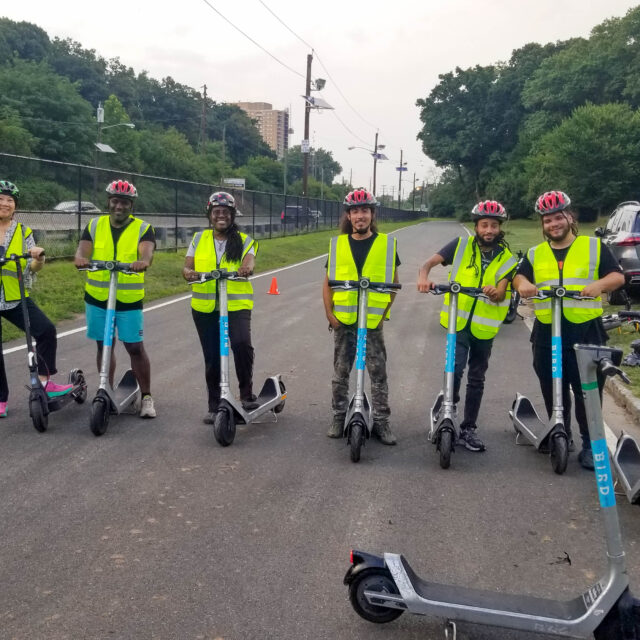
[511,394,555,450]
[113,369,139,410]
[256,377,280,406]
[380,553,624,636]
[613,434,640,504]
[46,385,84,412]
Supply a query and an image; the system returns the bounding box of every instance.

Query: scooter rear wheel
[550,433,569,475]
[348,568,404,623]
[29,397,48,433]
[438,425,454,470]
[69,369,87,404]
[213,408,236,447]
[273,381,286,414]
[349,421,364,463]
[90,397,110,437]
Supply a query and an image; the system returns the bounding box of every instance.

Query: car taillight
[618,234,640,246]
[350,549,354,564]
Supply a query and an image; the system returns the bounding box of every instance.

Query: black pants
[192,308,254,412]
[0,298,58,402]
[533,343,604,448]
[453,327,494,428]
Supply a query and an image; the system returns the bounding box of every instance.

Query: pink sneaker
[0,402,7,417]
[44,380,73,397]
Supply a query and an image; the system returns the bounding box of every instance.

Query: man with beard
[323,188,400,445]
[75,179,157,418]
[417,201,517,452]
[513,190,623,469]
[183,192,258,423]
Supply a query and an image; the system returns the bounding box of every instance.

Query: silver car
[596,201,640,295]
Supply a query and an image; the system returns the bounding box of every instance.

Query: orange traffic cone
[267,277,280,295]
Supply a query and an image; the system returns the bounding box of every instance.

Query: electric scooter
[429,282,487,469]
[78,260,140,436]
[344,344,640,638]
[328,277,401,462]
[503,250,524,325]
[510,286,595,475]
[189,269,286,447]
[0,248,86,432]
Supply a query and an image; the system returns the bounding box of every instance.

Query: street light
[348,135,388,196]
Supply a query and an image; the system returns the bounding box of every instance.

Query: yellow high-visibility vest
[327,233,397,329]
[85,215,149,303]
[1,223,32,302]
[190,230,256,313]
[529,236,602,324]
[440,236,517,339]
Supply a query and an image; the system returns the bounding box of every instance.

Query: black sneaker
[578,448,594,470]
[458,427,486,452]
[242,395,260,411]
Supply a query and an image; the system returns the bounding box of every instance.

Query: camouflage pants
[331,323,390,425]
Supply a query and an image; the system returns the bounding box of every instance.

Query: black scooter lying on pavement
[0,248,86,432]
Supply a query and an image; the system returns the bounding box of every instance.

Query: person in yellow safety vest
[323,188,400,445]
[74,179,157,418]
[183,192,258,424]
[513,190,624,470]
[0,180,73,418]
[417,200,517,452]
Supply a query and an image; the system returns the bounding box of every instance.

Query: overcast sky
[3,1,640,194]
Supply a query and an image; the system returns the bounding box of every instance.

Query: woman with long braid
[183,192,258,424]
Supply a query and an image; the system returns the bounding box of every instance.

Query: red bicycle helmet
[106,179,137,200]
[207,191,236,212]
[344,188,377,209]
[471,200,507,221]
[535,191,571,215]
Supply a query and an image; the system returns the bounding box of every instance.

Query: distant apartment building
[234,102,289,159]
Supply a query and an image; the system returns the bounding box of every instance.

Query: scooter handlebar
[526,288,596,301]
[77,260,136,275]
[189,270,248,285]
[430,283,485,297]
[0,250,44,263]
[618,309,640,321]
[328,279,401,292]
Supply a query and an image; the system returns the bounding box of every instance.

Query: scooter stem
[443,289,457,408]
[218,274,231,395]
[551,292,564,423]
[99,269,119,390]
[354,284,368,409]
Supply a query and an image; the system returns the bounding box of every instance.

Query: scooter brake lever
[598,358,631,384]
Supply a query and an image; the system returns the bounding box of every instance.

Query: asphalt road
[1,221,639,640]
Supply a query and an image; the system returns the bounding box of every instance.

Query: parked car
[280,205,313,226]
[595,201,640,300]
[53,201,101,213]
[309,209,323,221]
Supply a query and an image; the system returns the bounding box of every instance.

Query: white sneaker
[139,395,156,419]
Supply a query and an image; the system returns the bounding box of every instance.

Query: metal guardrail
[0,152,421,258]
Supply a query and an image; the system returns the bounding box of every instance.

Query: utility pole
[412,172,416,211]
[372,131,379,196]
[397,149,403,209]
[198,84,207,153]
[349,168,352,187]
[302,53,312,196]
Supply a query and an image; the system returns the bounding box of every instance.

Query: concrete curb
[606,375,640,425]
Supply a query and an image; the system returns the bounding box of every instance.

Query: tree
[524,102,640,217]
[284,146,342,185]
[0,107,35,155]
[0,18,50,64]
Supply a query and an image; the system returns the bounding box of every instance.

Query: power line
[257,0,380,132]
[199,0,305,79]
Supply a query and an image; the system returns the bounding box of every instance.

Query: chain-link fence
[0,153,421,258]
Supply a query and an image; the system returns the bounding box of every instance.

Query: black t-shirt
[325,232,401,276]
[515,238,622,348]
[81,218,156,311]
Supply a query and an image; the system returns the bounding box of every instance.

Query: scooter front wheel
[438,425,454,470]
[213,408,236,447]
[348,568,404,624]
[349,421,364,463]
[29,397,48,433]
[550,433,569,475]
[90,397,110,437]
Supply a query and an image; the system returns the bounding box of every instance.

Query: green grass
[603,303,640,397]
[1,218,430,343]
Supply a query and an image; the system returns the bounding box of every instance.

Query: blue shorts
[85,303,144,344]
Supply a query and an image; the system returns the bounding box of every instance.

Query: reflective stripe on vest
[531,236,602,324]
[327,233,396,329]
[1,223,31,302]
[85,216,148,303]
[190,230,255,313]
[440,236,516,340]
